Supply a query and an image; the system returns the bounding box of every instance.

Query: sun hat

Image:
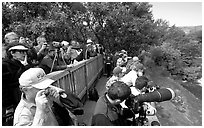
[19,68,55,89]
[8,43,28,51]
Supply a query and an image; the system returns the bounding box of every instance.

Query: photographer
[91,81,131,126]
[38,44,72,74]
[13,68,75,126]
[66,40,82,64]
[34,36,48,62]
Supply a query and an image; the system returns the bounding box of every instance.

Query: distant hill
[179,25,202,34]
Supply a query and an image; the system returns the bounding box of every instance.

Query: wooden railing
[47,55,104,99]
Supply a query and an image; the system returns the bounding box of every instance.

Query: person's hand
[47,87,60,99]
[20,55,28,66]
[67,64,74,68]
[40,43,47,51]
[35,90,49,111]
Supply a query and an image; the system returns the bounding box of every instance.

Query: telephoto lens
[135,88,175,103]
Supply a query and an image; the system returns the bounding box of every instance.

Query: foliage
[2,2,202,82]
[182,66,202,81]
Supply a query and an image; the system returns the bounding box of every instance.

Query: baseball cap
[19,68,55,89]
[108,81,131,101]
[113,67,122,75]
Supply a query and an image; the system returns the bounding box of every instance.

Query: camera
[52,41,62,48]
[124,88,175,125]
[126,88,175,110]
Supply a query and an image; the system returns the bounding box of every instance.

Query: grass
[179,81,202,100]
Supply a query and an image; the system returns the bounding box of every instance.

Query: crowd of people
[2,31,103,126]
[92,49,153,126]
[2,31,155,126]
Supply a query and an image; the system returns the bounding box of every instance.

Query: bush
[182,66,202,81]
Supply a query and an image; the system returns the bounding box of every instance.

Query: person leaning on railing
[38,44,73,74]
[13,68,75,126]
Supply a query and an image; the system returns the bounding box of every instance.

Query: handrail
[47,55,104,99]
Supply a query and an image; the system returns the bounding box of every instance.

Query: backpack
[88,87,99,102]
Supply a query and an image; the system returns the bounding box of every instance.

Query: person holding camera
[38,45,72,74]
[34,36,48,62]
[91,81,131,126]
[13,68,75,126]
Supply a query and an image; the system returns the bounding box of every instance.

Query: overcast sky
[150,2,202,26]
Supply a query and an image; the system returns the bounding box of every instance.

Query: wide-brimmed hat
[19,68,55,89]
[8,43,28,51]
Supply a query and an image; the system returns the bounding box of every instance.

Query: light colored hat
[87,39,93,43]
[19,68,55,89]
[8,44,28,51]
[133,56,139,62]
[61,41,69,46]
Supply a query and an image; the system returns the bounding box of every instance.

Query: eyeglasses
[15,50,27,54]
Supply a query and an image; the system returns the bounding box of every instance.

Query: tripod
[50,48,67,73]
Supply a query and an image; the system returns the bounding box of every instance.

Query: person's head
[107,81,131,105]
[61,41,70,48]
[7,43,28,61]
[71,40,77,47]
[48,45,56,59]
[135,76,149,90]
[19,68,54,103]
[112,67,123,77]
[36,36,47,46]
[4,32,19,45]
[87,39,93,44]
[132,56,139,62]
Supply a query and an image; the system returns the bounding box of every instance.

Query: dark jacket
[39,55,68,74]
[91,94,126,126]
[2,58,27,108]
[75,46,97,61]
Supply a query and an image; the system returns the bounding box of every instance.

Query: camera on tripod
[52,41,63,49]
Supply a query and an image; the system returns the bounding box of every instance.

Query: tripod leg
[50,52,58,73]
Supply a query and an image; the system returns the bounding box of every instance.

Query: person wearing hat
[38,44,72,74]
[3,32,19,59]
[91,81,131,126]
[13,68,73,126]
[75,40,97,61]
[2,43,30,125]
[66,40,82,64]
[105,67,124,90]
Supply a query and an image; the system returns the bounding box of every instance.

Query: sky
[149,2,202,27]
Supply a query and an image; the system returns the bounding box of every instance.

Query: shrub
[182,66,202,81]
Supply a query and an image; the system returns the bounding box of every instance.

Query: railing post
[84,61,89,100]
